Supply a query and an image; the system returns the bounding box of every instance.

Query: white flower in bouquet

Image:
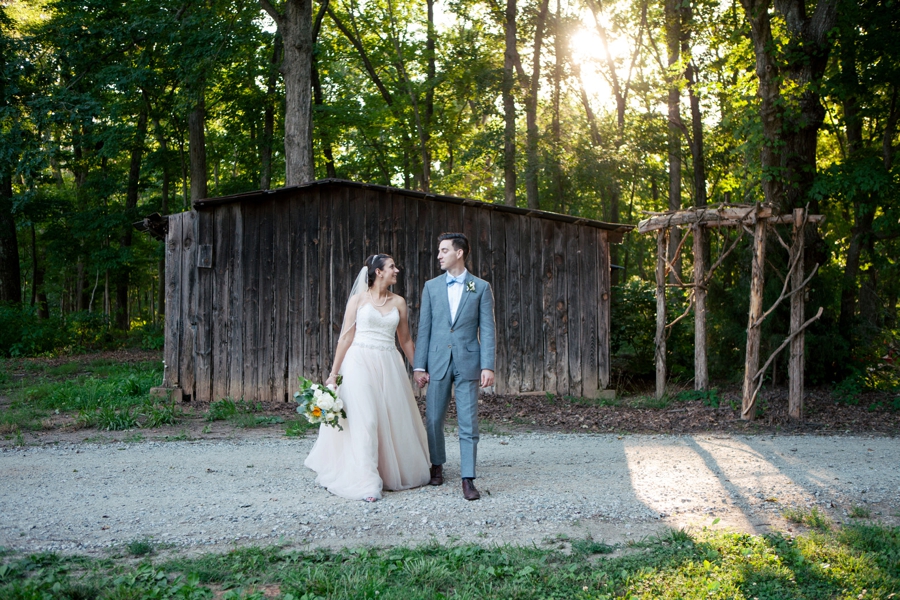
[318,394,335,412]
[295,376,346,430]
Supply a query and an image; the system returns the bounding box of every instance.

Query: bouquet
[294,376,346,430]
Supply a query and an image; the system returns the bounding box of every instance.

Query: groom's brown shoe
[461,478,481,501]
[429,464,444,486]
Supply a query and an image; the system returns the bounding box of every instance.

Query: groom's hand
[414,372,430,388]
[480,370,495,388]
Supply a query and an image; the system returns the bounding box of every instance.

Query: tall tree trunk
[837,26,871,344]
[683,0,709,269]
[502,0,519,206]
[665,0,682,282]
[424,0,436,182]
[0,171,20,304]
[189,91,208,203]
[261,34,283,188]
[740,0,838,212]
[261,0,315,186]
[117,108,149,330]
[524,0,550,209]
[550,0,564,212]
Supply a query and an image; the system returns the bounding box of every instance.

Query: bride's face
[378,259,400,285]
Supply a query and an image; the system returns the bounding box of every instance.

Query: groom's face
[437,240,463,272]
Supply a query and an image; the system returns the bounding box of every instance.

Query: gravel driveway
[1,432,898,555]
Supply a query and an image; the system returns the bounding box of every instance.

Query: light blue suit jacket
[413,273,496,381]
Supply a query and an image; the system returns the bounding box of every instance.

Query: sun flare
[569,24,632,109]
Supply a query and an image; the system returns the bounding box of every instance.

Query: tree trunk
[789,208,805,419]
[550,0,564,213]
[261,0,315,186]
[693,223,707,390]
[0,171,21,304]
[742,216,767,420]
[117,107,149,330]
[189,92,208,204]
[740,0,838,212]
[837,27,869,343]
[655,230,668,399]
[502,0,519,206]
[261,34,283,189]
[665,0,682,283]
[524,0,550,209]
[424,0,436,183]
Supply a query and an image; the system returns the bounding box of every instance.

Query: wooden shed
[149,179,633,403]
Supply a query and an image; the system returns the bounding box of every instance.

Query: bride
[304,254,431,502]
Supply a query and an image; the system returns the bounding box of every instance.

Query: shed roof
[191,179,634,237]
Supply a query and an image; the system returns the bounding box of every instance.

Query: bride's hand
[325,374,338,388]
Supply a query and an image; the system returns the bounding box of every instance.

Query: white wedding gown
[304,303,431,500]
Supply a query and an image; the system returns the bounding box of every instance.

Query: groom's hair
[438,232,470,260]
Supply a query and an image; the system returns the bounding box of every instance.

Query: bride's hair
[365,254,392,287]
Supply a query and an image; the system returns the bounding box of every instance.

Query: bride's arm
[396,300,416,365]
[326,295,360,387]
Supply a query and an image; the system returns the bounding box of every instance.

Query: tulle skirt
[304,344,431,500]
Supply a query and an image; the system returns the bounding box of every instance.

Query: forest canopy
[1,0,898,392]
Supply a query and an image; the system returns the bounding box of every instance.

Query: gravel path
[1,432,898,555]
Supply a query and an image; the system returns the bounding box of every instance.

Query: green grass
[0,359,178,433]
[284,418,316,437]
[127,538,155,557]
[206,398,258,422]
[205,398,282,428]
[2,523,898,599]
[849,505,873,519]
[783,506,833,531]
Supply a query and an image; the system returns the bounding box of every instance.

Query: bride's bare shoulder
[346,293,363,312]
[391,294,408,311]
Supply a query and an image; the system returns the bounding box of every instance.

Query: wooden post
[693,224,708,391]
[655,229,668,399]
[789,208,805,419]
[741,210,767,419]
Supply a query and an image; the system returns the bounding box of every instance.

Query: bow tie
[446,274,466,286]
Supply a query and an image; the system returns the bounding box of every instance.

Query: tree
[260,0,316,185]
[740,0,838,211]
[0,5,22,304]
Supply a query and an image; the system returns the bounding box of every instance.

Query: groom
[413,233,496,501]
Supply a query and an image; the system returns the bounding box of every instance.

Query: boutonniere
[465,281,476,293]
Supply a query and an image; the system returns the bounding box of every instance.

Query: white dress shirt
[447,269,468,322]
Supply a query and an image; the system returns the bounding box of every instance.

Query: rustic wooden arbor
[141,179,633,403]
[637,204,824,420]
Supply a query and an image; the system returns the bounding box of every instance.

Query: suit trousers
[425,356,479,479]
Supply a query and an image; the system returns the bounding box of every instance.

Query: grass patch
[849,504,872,519]
[205,398,258,422]
[0,359,164,432]
[205,398,281,428]
[2,523,898,598]
[284,418,315,437]
[783,506,833,531]
[127,538,154,557]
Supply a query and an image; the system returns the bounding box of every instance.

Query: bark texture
[261,0,315,186]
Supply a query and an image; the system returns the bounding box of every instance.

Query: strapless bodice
[352,303,399,351]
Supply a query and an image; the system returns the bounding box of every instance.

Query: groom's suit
[413,271,496,479]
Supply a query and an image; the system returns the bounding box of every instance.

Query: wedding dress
[304,303,431,500]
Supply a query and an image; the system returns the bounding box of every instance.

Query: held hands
[413,371,492,388]
[480,369,495,389]
[414,372,430,388]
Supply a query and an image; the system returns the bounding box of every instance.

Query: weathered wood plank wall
[163,184,615,401]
